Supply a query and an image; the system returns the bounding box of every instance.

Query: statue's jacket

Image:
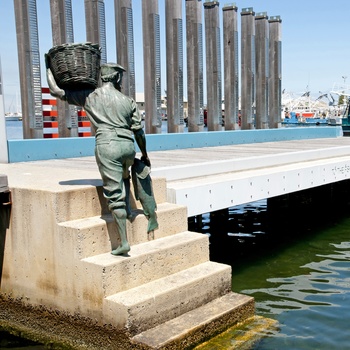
[64,84,143,145]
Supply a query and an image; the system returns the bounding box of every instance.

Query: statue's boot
[111,208,130,256]
[123,177,134,221]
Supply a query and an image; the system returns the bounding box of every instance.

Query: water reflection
[240,233,350,312]
[197,200,350,350]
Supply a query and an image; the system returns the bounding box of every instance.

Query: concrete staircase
[3,175,254,349]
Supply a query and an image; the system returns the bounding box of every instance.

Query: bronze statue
[46,56,157,256]
[132,158,158,236]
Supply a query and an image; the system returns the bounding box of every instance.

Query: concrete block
[58,202,189,259]
[132,292,255,349]
[81,232,210,299]
[103,261,232,334]
[54,177,168,223]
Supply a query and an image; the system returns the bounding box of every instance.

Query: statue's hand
[141,155,151,167]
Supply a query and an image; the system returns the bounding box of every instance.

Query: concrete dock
[3,135,350,216]
[2,130,350,349]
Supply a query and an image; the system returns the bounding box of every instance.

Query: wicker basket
[47,42,101,89]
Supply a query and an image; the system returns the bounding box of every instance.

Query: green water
[204,199,350,350]
[240,224,350,349]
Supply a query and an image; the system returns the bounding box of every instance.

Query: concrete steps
[58,202,188,259]
[53,177,168,223]
[2,159,256,349]
[57,174,255,346]
[81,231,210,298]
[103,261,232,335]
[132,292,254,349]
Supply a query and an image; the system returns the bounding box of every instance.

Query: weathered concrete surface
[133,293,254,349]
[0,159,253,349]
[194,315,279,350]
[0,294,143,350]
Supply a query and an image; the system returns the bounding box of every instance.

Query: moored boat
[282,111,328,126]
[328,83,350,133]
[282,90,331,126]
[5,112,22,121]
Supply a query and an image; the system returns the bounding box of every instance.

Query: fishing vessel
[328,83,350,133]
[5,112,22,121]
[282,89,337,126]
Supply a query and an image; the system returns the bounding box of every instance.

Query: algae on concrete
[194,316,279,350]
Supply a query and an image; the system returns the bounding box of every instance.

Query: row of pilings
[11,0,281,139]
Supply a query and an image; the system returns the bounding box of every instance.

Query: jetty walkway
[2,127,350,217]
[2,126,350,348]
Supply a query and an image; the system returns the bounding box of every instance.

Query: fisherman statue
[46,55,158,256]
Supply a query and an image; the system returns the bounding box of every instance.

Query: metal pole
[0,57,8,163]
[14,0,43,139]
[269,16,282,129]
[204,1,222,131]
[255,12,269,129]
[49,0,78,137]
[142,0,162,134]
[166,0,184,133]
[240,7,255,130]
[115,0,136,100]
[222,4,239,130]
[185,0,204,132]
[85,0,107,64]
[84,0,107,136]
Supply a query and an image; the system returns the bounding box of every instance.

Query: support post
[85,0,107,64]
[185,0,204,132]
[49,0,78,137]
[14,0,43,139]
[0,58,8,163]
[223,4,239,130]
[142,0,162,134]
[255,12,269,129]
[204,1,222,131]
[115,0,136,100]
[268,16,282,129]
[240,7,255,130]
[166,0,184,133]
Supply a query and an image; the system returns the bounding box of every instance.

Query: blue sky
[1,0,350,112]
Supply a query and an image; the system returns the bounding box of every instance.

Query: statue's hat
[100,63,126,81]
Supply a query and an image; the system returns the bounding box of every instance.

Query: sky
[1,0,350,113]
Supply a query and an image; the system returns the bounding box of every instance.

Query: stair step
[81,231,210,298]
[58,202,188,258]
[132,292,255,349]
[54,177,167,222]
[103,261,232,335]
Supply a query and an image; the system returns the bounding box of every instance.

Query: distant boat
[282,111,328,126]
[5,90,22,121]
[5,112,22,121]
[328,83,350,133]
[282,88,341,126]
[282,90,330,116]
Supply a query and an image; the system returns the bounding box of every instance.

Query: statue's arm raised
[45,54,66,100]
[46,68,66,100]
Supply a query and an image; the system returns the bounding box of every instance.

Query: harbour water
[2,121,350,349]
[3,119,189,140]
[195,199,350,350]
[4,120,23,140]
